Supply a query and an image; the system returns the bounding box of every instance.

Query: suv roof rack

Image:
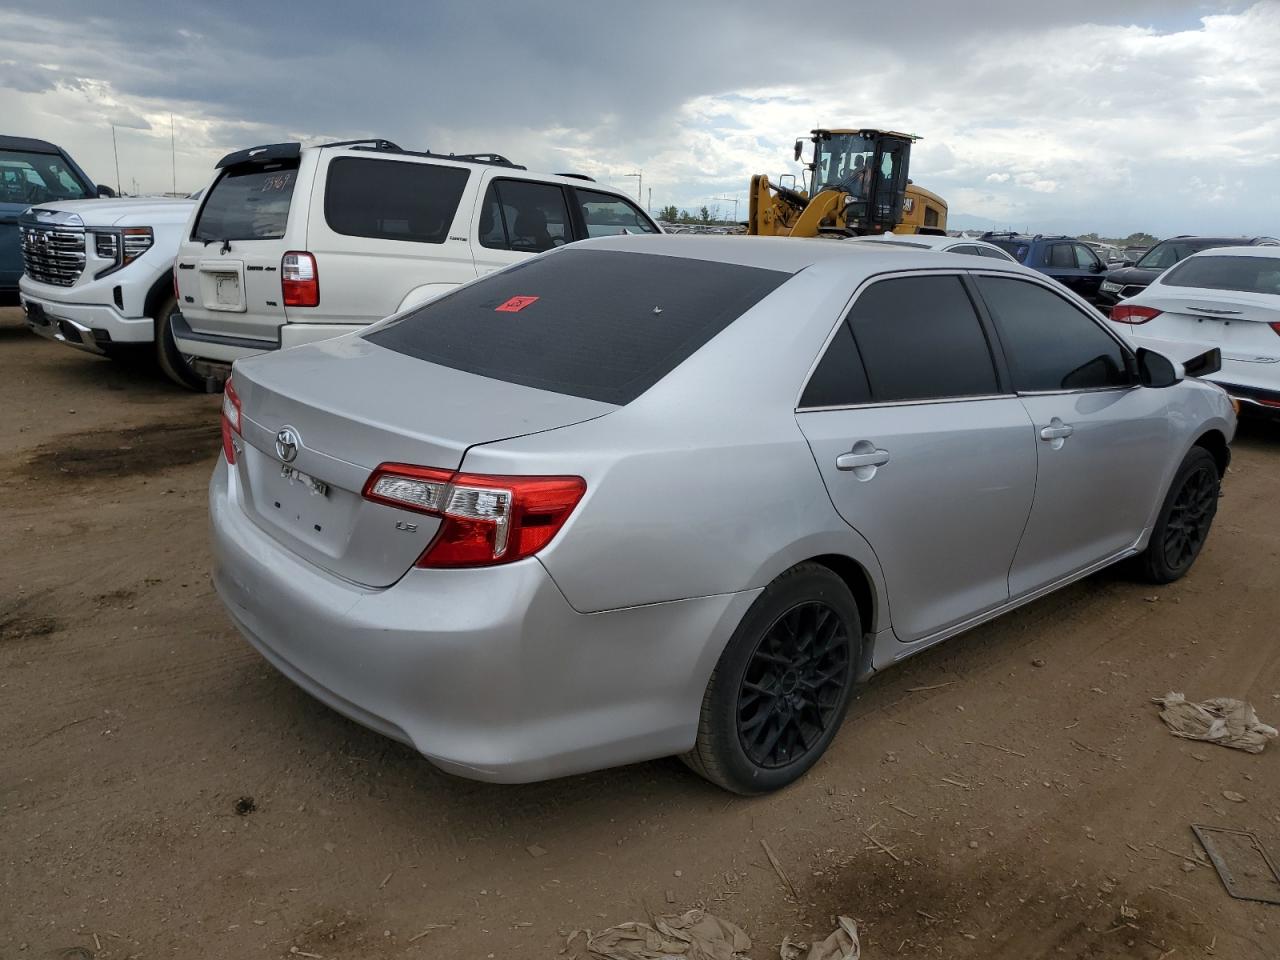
[323,138,404,152]
[555,173,596,182]
[322,140,526,170]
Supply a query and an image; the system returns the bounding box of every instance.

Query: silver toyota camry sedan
[211,235,1235,794]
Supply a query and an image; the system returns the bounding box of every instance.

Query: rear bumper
[172,310,364,362]
[209,457,758,782]
[19,285,153,354]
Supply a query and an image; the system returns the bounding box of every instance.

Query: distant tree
[699,205,711,224]
[1124,231,1157,246]
[1079,232,1099,242]
[658,204,679,222]
[678,208,691,222]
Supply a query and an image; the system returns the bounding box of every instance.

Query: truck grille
[21,223,87,286]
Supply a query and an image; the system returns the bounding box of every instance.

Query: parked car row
[1,130,1263,793]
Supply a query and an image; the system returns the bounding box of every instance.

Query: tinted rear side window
[976,276,1130,392]
[194,162,298,241]
[847,275,999,403]
[366,249,789,404]
[800,321,872,408]
[1161,255,1280,295]
[325,157,469,244]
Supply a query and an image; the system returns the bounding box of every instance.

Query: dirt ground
[2,303,1278,960]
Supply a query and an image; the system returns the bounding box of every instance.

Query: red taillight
[1269,321,1280,337]
[220,377,241,464]
[281,251,319,307]
[362,463,586,568]
[1110,304,1161,324]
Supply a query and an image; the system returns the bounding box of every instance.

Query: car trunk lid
[227,334,616,586]
[1137,288,1280,360]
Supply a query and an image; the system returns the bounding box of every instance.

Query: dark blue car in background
[0,135,113,303]
[980,231,1109,303]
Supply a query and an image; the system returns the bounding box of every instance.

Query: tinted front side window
[577,189,659,237]
[325,157,468,244]
[977,277,1130,392]
[1074,244,1101,269]
[479,179,571,253]
[0,150,92,205]
[194,162,298,241]
[366,249,789,404]
[1161,255,1280,295]
[847,276,999,403]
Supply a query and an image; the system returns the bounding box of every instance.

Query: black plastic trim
[169,310,280,351]
[215,142,301,169]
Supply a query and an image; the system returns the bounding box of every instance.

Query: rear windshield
[986,240,1029,263]
[193,162,298,242]
[324,157,469,244]
[1161,255,1280,295]
[365,248,790,404]
[0,149,92,205]
[1136,240,1249,270]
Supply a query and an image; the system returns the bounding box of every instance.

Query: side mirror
[794,139,804,162]
[1136,347,1179,388]
[1092,261,1106,273]
[1182,347,1222,379]
[97,184,116,198]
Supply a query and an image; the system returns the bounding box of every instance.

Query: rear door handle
[836,449,890,470]
[1039,419,1074,441]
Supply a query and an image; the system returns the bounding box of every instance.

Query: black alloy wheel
[1161,460,1219,572]
[737,601,850,770]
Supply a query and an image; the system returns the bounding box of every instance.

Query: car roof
[1181,244,1280,260]
[0,135,65,155]
[577,233,1032,279]
[1162,235,1278,245]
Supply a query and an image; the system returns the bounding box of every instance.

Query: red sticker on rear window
[495,295,539,313]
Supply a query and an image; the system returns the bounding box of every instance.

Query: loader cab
[805,128,916,235]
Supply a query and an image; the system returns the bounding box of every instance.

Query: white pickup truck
[19,195,204,389]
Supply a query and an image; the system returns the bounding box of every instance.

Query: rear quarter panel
[459,267,891,625]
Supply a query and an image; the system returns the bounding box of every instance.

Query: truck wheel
[154,296,204,391]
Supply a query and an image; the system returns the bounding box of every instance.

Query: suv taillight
[221,377,242,464]
[282,251,319,307]
[1270,322,1280,337]
[1110,304,1161,324]
[362,463,586,568]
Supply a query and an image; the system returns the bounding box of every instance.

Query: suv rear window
[366,249,789,404]
[1161,255,1280,295]
[986,239,1029,263]
[325,157,469,244]
[194,162,298,241]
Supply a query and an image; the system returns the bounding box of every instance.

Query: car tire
[154,295,205,391]
[1132,446,1221,584]
[682,562,861,795]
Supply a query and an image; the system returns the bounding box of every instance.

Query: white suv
[171,139,661,377]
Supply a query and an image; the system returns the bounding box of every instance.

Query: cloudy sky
[3,0,1278,237]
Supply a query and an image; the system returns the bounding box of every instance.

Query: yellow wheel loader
[747,128,947,238]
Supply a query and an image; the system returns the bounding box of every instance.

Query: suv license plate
[214,273,240,306]
[280,464,328,497]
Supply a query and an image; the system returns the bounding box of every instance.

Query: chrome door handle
[836,449,890,470]
[1039,420,1074,441]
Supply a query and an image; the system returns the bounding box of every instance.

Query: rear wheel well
[1193,429,1230,476]
[806,554,876,636]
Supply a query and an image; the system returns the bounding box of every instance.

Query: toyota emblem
[275,426,300,463]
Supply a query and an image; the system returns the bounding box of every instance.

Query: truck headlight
[92,226,153,278]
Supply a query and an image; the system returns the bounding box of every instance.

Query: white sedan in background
[1107,246,1280,416]
[851,233,1018,261]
